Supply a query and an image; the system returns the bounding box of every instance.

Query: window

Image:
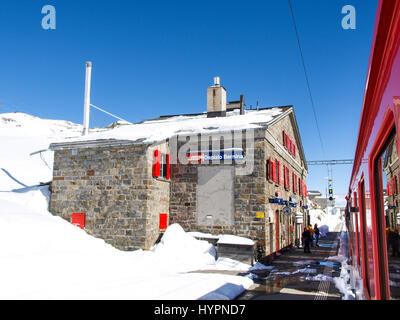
[292,172,296,193]
[266,158,272,180]
[375,127,397,299]
[282,131,286,147]
[153,150,170,179]
[277,160,281,185]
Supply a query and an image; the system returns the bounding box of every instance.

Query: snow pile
[0,189,253,299]
[217,235,255,246]
[309,207,343,237]
[151,224,217,272]
[327,228,365,300]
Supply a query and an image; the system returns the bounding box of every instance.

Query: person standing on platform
[302,227,312,253]
[314,223,320,247]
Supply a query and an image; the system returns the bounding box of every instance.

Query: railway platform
[237,227,344,300]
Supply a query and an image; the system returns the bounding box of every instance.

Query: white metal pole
[83,61,92,136]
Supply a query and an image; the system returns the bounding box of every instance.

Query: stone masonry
[50,141,170,251]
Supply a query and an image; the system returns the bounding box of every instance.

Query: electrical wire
[288,0,326,159]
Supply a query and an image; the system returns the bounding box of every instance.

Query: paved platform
[237,227,344,300]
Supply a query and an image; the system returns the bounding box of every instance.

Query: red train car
[347,0,400,300]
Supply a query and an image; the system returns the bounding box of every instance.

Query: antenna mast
[83,61,92,135]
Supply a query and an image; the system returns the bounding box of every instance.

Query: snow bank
[0,187,253,299]
[217,235,255,246]
[309,207,343,237]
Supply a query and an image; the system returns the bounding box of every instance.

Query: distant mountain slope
[0,112,83,190]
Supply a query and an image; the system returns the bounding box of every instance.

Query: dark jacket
[302,230,312,242]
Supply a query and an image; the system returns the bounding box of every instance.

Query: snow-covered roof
[50,107,291,149]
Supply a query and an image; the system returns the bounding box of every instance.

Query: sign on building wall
[187,148,244,163]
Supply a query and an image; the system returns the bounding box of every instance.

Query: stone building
[49,78,308,259]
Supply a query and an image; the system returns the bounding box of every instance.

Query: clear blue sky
[0,0,378,204]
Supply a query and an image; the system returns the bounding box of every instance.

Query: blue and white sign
[187,148,244,163]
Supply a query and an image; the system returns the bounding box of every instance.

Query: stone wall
[50,142,170,251]
[169,129,267,245]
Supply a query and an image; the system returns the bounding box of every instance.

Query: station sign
[187,148,244,163]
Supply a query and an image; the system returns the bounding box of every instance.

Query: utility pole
[83,61,92,136]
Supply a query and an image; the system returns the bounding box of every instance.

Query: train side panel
[348,0,400,300]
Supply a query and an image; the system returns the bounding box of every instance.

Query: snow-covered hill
[0,112,83,190]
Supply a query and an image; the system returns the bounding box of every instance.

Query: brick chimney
[207,77,226,118]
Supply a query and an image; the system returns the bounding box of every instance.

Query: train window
[359,180,371,297]
[379,133,400,299]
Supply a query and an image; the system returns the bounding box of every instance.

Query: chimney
[207,76,226,118]
[240,94,245,115]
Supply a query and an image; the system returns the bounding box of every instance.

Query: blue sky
[0,0,378,204]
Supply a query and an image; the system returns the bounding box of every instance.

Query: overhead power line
[288,0,326,159]
[307,159,354,165]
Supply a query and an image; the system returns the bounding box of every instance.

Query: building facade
[49,79,309,259]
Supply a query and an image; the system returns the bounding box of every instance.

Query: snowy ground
[0,112,356,299]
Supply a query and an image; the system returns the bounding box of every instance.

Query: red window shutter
[396,176,398,194]
[270,158,274,181]
[278,161,281,185]
[166,154,170,180]
[299,178,302,196]
[388,183,392,196]
[283,131,286,146]
[283,165,287,189]
[273,159,277,183]
[294,145,296,157]
[304,184,308,197]
[392,177,395,194]
[301,179,303,196]
[292,173,295,193]
[286,136,289,149]
[153,150,161,177]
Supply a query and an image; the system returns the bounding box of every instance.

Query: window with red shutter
[388,183,392,196]
[283,131,286,146]
[292,172,296,193]
[153,150,170,180]
[283,165,287,189]
[277,161,281,185]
